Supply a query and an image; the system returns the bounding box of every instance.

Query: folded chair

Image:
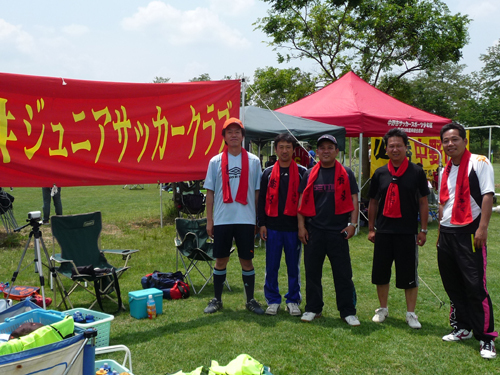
[174,218,231,295]
[50,211,138,312]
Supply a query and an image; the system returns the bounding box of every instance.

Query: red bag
[165,281,190,300]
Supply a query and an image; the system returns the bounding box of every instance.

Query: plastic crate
[64,308,114,348]
[0,309,67,335]
[95,359,133,374]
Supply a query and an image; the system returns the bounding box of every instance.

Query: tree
[246,66,318,109]
[382,62,476,121]
[257,0,470,88]
[152,76,170,83]
[480,41,500,92]
[189,73,211,82]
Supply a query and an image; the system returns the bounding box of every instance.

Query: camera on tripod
[28,211,41,220]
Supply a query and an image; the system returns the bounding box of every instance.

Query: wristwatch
[420,229,428,234]
[348,222,358,229]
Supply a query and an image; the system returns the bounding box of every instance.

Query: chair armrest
[50,254,72,264]
[101,249,139,256]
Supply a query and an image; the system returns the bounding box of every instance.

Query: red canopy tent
[276,71,450,137]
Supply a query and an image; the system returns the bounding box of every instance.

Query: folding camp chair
[50,212,138,312]
[0,187,17,234]
[173,181,206,218]
[174,217,231,295]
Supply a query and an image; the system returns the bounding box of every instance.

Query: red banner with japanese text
[0,73,240,187]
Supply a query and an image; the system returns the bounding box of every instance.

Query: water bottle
[86,314,95,323]
[102,363,110,373]
[147,294,156,319]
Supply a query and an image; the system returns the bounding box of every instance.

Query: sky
[0,0,498,84]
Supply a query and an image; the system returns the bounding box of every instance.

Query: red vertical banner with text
[0,73,240,186]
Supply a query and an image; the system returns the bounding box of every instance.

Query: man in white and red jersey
[438,122,497,359]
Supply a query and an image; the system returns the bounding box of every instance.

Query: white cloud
[62,24,90,36]
[0,19,34,54]
[121,1,250,48]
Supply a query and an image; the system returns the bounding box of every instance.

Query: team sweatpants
[264,228,302,305]
[437,231,498,341]
[304,227,357,318]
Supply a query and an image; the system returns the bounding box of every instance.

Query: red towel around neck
[221,147,249,205]
[265,160,300,217]
[440,149,472,225]
[382,157,409,218]
[298,160,354,217]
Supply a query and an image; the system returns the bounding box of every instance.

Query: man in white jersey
[438,122,497,359]
[203,117,264,315]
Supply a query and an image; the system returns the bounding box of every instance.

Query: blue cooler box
[128,288,163,319]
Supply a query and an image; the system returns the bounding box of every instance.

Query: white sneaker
[406,312,422,329]
[301,311,322,322]
[344,315,360,326]
[265,304,280,316]
[372,307,388,323]
[480,340,497,359]
[286,303,301,316]
[442,328,473,342]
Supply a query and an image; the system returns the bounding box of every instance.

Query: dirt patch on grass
[102,223,124,236]
[129,218,164,229]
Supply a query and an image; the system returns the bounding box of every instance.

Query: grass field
[1,167,500,374]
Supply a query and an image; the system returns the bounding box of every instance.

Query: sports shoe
[246,299,265,315]
[372,307,388,323]
[344,315,360,326]
[301,312,322,322]
[204,298,222,314]
[480,340,497,359]
[406,312,421,329]
[265,304,280,315]
[286,303,301,316]
[442,328,473,342]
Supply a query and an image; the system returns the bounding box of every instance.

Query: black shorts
[213,224,255,260]
[372,233,418,289]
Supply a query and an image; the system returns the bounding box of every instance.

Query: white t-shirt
[204,151,262,226]
[440,153,494,227]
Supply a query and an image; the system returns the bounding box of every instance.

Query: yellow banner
[370,133,469,181]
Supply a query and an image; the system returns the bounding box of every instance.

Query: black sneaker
[204,298,222,314]
[246,299,264,315]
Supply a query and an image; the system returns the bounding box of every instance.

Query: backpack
[141,271,190,300]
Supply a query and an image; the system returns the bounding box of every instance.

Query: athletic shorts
[213,224,255,260]
[372,233,419,289]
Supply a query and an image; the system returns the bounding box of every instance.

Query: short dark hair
[440,122,466,141]
[383,128,408,148]
[274,133,296,149]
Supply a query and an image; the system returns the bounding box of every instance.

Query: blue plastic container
[128,288,163,319]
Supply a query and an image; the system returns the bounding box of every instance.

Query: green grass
[1,173,500,374]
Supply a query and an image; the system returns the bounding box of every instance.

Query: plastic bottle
[102,363,110,373]
[86,314,95,323]
[147,294,156,319]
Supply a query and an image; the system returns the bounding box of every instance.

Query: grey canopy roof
[241,106,346,151]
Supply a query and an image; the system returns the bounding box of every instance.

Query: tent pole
[241,78,246,123]
[357,133,363,233]
[160,186,163,228]
[349,138,352,168]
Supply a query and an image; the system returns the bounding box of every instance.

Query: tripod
[9,217,63,309]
